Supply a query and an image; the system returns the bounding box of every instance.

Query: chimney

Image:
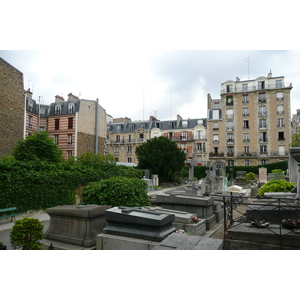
[67,93,79,101]
[55,95,65,103]
[268,70,272,78]
[24,88,32,100]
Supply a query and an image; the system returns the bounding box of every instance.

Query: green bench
[0,207,20,222]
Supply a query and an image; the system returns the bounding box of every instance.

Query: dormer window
[68,103,75,114]
[182,120,188,128]
[28,100,33,112]
[55,104,61,115]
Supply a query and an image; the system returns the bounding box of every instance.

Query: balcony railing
[226,127,234,131]
[259,138,268,143]
[58,144,74,149]
[221,82,292,94]
[259,125,268,130]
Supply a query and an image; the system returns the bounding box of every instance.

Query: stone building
[24,91,107,160]
[207,71,292,166]
[106,115,208,165]
[0,57,25,158]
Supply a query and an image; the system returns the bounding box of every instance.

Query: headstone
[143,177,154,190]
[234,171,247,187]
[259,167,267,183]
[44,205,111,247]
[144,170,150,179]
[218,176,228,192]
[152,174,159,186]
[187,154,196,181]
[184,182,198,195]
[102,206,176,242]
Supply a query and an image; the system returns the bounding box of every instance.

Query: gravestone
[152,174,159,187]
[143,177,154,190]
[102,206,176,242]
[44,205,111,247]
[234,171,247,187]
[211,161,226,191]
[204,162,213,194]
[187,154,196,181]
[259,167,267,183]
[144,169,150,179]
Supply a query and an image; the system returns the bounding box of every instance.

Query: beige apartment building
[207,71,292,166]
[106,115,208,165]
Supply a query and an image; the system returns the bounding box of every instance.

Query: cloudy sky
[1,50,300,122]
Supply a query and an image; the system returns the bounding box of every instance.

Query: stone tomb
[98,207,176,249]
[44,205,111,247]
[142,206,206,236]
[155,192,216,230]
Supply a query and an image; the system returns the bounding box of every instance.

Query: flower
[191,216,200,224]
[281,219,300,229]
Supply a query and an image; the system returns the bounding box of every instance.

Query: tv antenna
[244,55,253,79]
[170,93,172,120]
[143,84,145,120]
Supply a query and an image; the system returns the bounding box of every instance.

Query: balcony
[227,152,235,157]
[277,110,284,115]
[258,98,267,103]
[226,127,234,131]
[213,140,219,144]
[237,152,257,157]
[220,82,292,94]
[259,125,268,130]
[209,152,224,158]
[243,112,249,117]
[227,139,234,144]
[259,138,268,143]
[226,114,234,119]
[258,112,267,117]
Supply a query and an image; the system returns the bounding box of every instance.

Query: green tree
[135,136,186,182]
[291,127,300,147]
[12,131,63,163]
[10,217,44,250]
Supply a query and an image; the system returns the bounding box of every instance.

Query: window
[244,160,250,166]
[116,125,122,132]
[278,118,284,127]
[196,143,203,152]
[279,145,285,156]
[228,160,234,166]
[128,134,132,142]
[67,134,72,145]
[227,133,234,141]
[258,92,266,102]
[226,109,233,118]
[243,133,250,142]
[169,122,175,129]
[55,119,60,130]
[260,132,267,142]
[212,109,221,119]
[242,84,248,91]
[181,131,187,140]
[28,115,33,127]
[54,134,59,145]
[259,119,267,129]
[226,96,233,105]
[226,84,233,92]
[55,105,61,115]
[259,106,267,116]
[182,120,188,128]
[196,130,203,139]
[197,119,203,125]
[68,103,75,113]
[277,105,284,114]
[226,121,234,131]
[242,94,249,103]
[243,107,249,116]
[128,157,132,163]
[67,150,72,159]
[227,146,234,154]
[116,135,120,142]
[114,146,120,154]
[214,102,220,109]
[129,124,134,131]
[243,120,249,129]
[277,92,283,101]
[139,133,144,139]
[68,117,73,129]
[244,146,250,153]
[258,81,265,90]
[214,147,218,154]
[213,122,219,130]
[260,145,267,153]
[260,160,267,165]
[278,132,285,141]
[127,146,132,154]
[276,80,282,88]
[213,134,219,143]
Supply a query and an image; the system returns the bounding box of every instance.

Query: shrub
[10,218,44,250]
[257,180,296,197]
[82,176,150,207]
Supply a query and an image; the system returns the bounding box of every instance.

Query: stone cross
[187,154,196,181]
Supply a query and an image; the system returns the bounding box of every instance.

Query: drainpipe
[95,98,99,154]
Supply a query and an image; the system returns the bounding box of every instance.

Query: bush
[10,217,44,250]
[257,180,296,197]
[82,176,150,207]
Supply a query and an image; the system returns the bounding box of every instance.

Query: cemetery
[1,149,300,250]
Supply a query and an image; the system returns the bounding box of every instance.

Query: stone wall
[77,132,105,156]
[0,58,24,158]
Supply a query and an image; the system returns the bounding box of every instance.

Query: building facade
[106,115,208,165]
[207,72,292,166]
[24,91,107,160]
[0,57,25,158]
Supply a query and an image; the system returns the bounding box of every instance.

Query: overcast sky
[1,50,299,122]
[1,1,300,123]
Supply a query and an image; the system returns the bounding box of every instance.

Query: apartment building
[207,71,292,166]
[106,115,208,165]
[0,57,25,158]
[24,91,107,160]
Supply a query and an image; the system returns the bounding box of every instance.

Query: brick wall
[0,58,24,157]
[77,132,105,156]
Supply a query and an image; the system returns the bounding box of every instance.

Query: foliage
[271,169,285,180]
[10,218,44,250]
[257,180,296,197]
[82,176,150,207]
[182,165,207,180]
[12,131,63,163]
[290,128,300,147]
[135,136,186,182]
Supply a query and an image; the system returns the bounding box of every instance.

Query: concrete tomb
[98,206,176,250]
[142,206,206,236]
[44,205,110,247]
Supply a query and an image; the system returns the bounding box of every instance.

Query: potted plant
[10,217,44,250]
[0,241,7,250]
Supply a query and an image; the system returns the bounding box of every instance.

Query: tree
[135,136,186,182]
[12,131,63,163]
